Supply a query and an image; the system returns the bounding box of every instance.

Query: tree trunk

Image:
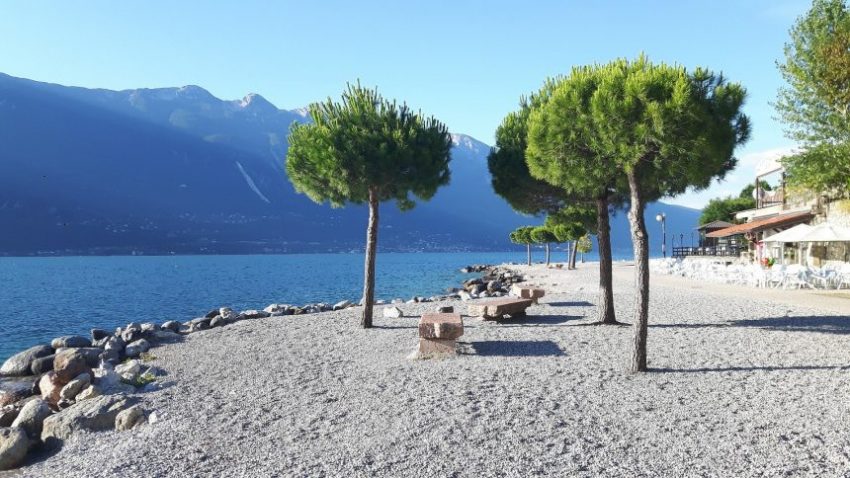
[568,241,578,269]
[566,241,572,267]
[361,188,379,328]
[595,197,616,324]
[545,243,551,266]
[526,244,531,266]
[627,171,650,373]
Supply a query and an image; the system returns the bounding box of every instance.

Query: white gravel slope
[13,262,850,477]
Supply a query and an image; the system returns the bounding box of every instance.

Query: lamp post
[655,212,666,258]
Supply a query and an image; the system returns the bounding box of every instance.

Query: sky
[0,0,811,209]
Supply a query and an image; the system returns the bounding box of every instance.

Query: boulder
[38,372,65,406]
[103,336,125,353]
[90,329,110,342]
[204,309,220,319]
[59,373,91,401]
[100,349,121,365]
[151,330,180,343]
[0,408,19,428]
[458,291,473,301]
[124,339,151,358]
[332,300,352,311]
[140,323,157,335]
[54,349,92,383]
[0,345,53,377]
[75,385,102,401]
[0,427,30,471]
[61,347,101,367]
[264,304,293,316]
[50,336,90,350]
[92,365,133,394]
[382,306,403,318]
[0,381,33,407]
[11,398,51,440]
[241,310,271,319]
[120,323,142,343]
[219,307,237,320]
[30,355,55,375]
[189,317,212,328]
[486,280,503,292]
[160,321,180,333]
[115,361,141,382]
[209,316,227,328]
[40,395,134,449]
[115,405,144,431]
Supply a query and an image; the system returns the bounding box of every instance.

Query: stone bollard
[416,313,464,359]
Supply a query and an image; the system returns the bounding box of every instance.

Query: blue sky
[0,0,811,208]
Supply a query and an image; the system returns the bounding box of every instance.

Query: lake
[0,249,632,361]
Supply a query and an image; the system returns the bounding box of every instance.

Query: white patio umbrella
[762,223,813,243]
[763,223,814,265]
[796,223,850,242]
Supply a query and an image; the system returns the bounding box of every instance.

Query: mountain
[0,73,700,256]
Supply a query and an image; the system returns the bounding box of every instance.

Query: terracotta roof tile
[706,211,813,238]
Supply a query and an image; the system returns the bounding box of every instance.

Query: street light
[655,212,666,258]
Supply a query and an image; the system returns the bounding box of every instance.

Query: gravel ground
[10,261,850,477]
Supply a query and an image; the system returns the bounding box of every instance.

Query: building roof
[696,220,734,231]
[706,211,814,238]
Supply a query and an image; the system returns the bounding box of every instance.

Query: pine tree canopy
[286,82,453,210]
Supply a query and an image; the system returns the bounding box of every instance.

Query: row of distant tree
[700,0,850,225]
[509,225,593,269]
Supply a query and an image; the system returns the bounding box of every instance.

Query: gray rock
[30,355,55,376]
[332,300,352,311]
[41,394,135,449]
[59,373,91,401]
[382,306,403,318]
[103,336,125,352]
[458,291,473,301]
[241,309,271,319]
[0,409,19,428]
[391,298,404,304]
[209,316,227,328]
[264,304,293,316]
[204,309,220,319]
[487,280,503,292]
[151,330,180,343]
[0,345,53,377]
[50,336,90,350]
[75,385,101,401]
[11,398,51,440]
[219,307,237,320]
[115,361,141,382]
[100,349,121,365]
[189,317,212,327]
[124,339,151,358]
[90,329,110,342]
[0,427,30,471]
[160,321,180,333]
[0,381,34,407]
[120,323,143,343]
[61,347,101,368]
[115,405,144,431]
[140,323,157,335]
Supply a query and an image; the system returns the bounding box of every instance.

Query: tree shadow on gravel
[464,340,565,357]
[547,301,594,307]
[496,314,583,327]
[730,316,850,335]
[654,364,850,373]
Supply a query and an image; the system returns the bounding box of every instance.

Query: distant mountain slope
[0,73,700,256]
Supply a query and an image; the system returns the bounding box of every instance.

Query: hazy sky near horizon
[1,0,811,209]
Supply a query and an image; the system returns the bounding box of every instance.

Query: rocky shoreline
[0,264,522,471]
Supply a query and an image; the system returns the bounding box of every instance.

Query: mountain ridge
[0,72,700,256]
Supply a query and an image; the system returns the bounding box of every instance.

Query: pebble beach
[7,261,850,477]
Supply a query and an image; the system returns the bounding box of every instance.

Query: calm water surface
[4,251,588,361]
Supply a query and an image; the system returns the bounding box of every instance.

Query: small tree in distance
[510,226,536,265]
[576,234,593,263]
[530,226,557,266]
[286,82,452,328]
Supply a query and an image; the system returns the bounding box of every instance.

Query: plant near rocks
[287,82,452,328]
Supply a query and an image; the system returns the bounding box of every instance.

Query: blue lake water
[0,250,632,361]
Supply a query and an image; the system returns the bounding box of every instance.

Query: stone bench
[417,313,464,357]
[511,286,545,304]
[467,298,533,320]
